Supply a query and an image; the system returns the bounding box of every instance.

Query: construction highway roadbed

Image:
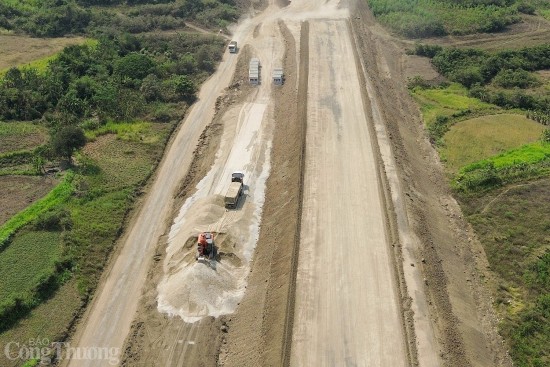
[62,0,513,366]
[289,18,408,366]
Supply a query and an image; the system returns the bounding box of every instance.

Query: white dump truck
[224,172,244,209]
[228,41,238,53]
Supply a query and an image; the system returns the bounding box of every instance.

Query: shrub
[428,115,451,143]
[51,126,87,160]
[451,66,484,88]
[407,76,431,89]
[21,0,92,37]
[380,12,446,38]
[413,43,443,58]
[456,162,502,191]
[33,208,72,231]
[516,2,536,15]
[171,75,196,101]
[114,53,155,81]
[493,69,540,88]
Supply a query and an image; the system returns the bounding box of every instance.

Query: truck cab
[228,41,238,53]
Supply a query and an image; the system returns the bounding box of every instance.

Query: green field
[412,83,493,126]
[441,114,545,172]
[84,121,153,142]
[0,124,170,358]
[0,279,81,367]
[398,1,550,365]
[0,0,235,364]
[454,141,550,192]
[411,83,497,144]
[0,173,74,249]
[0,122,47,154]
[462,142,550,172]
[0,231,62,302]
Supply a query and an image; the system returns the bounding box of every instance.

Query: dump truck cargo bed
[224,181,243,208]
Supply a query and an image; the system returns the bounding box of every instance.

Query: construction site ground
[58,0,550,366]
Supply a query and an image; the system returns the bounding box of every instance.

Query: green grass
[454,142,550,192]
[412,83,493,126]
[81,125,169,191]
[15,55,56,75]
[540,9,550,20]
[0,122,170,335]
[441,114,545,172]
[84,121,153,142]
[0,231,62,302]
[462,142,550,173]
[22,359,40,367]
[0,279,81,367]
[0,122,44,137]
[68,190,133,294]
[460,179,550,366]
[0,172,74,250]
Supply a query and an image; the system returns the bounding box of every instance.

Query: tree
[451,66,483,88]
[51,126,86,162]
[172,75,195,101]
[140,74,162,102]
[114,53,154,82]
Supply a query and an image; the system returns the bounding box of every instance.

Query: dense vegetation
[0,0,238,37]
[411,44,550,146]
[0,32,224,126]
[368,0,550,38]
[455,141,550,191]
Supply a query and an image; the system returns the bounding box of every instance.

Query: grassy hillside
[460,178,550,367]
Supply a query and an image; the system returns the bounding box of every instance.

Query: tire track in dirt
[120,46,256,367]
[281,20,308,367]
[217,19,307,367]
[348,18,420,367]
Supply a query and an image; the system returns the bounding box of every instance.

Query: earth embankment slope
[350,1,513,366]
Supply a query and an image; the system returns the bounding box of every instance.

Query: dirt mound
[158,194,252,323]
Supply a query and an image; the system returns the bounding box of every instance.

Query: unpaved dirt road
[63,32,242,367]
[290,18,409,367]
